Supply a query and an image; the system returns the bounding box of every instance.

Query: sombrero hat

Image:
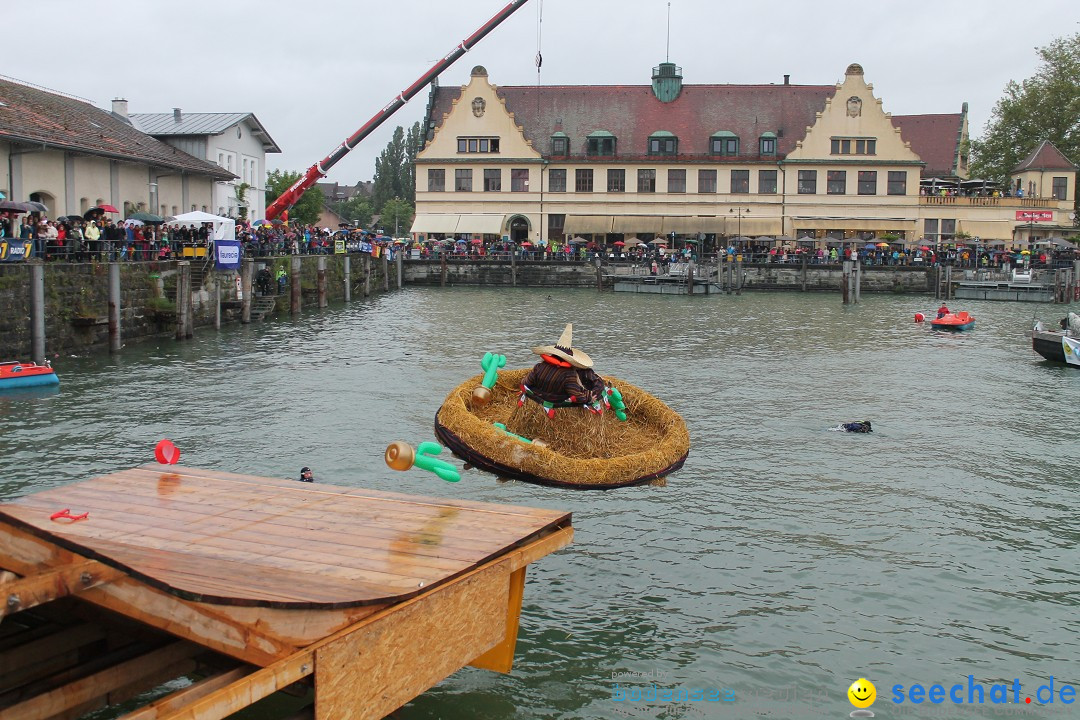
[532,323,593,369]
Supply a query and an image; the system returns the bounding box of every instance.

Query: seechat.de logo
[848,678,876,717]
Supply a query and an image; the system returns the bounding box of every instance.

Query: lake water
[2,287,1078,719]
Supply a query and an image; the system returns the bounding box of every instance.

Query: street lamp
[729,206,750,254]
[148,182,158,216]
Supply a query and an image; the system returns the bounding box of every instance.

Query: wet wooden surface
[0,465,571,608]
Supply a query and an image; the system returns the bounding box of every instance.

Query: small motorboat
[1032,314,1080,366]
[931,311,975,331]
[0,360,59,390]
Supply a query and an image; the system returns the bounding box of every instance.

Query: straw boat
[434,368,689,489]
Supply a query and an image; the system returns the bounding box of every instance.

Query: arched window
[80,197,90,213]
[710,131,738,156]
[648,131,678,156]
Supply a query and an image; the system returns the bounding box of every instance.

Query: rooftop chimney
[173,108,182,123]
[111,98,128,118]
[783,74,790,85]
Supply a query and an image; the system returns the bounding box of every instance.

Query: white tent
[169,211,235,241]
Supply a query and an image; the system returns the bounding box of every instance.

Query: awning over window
[564,215,614,234]
[729,217,784,236]
[958,220,1014,241]
[612,216,663,233]
[456,215,506,235]
[792,218,917,232]
[410,214,460,234]
[662,216,726,234]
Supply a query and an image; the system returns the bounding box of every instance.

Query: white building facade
[128,108,280,219]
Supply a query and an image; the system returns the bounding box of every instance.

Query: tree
[335,195,373,227]
[265,169,325,226]
[970,32,1080,217]
[371,121,422,212]
[379,197,414,237]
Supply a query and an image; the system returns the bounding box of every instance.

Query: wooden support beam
[467,566,526,674]
[145,651,314,720]
[1,641,201,720]
[0,623,106,695]
[117,666,251,720]
[0,560,122,619]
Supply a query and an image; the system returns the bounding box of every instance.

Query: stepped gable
[892,113,964,177]
[427,82,837,158]
[1012,139,1078,172]
[0,78,233,179]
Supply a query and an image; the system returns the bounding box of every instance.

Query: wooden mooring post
[344,255,352,302]
[364,254,371,297]
[214,276,222,330]
[687,259,695,295]
[108,261,121,353]
[241,258,253,323]
[854,258,862,303]
[175,261,193,339]
[735,256,743,295]
[317,256,328,308]
[383,254,390,292]
[290,256,302,315]
[595,257,603,292]
[440,253,448,287]
[944,265,952,301]
[801,254,808,292]
[29,260,46,364]
[510,246,517,287]
[396,249,403,290]
[842,260,852,304]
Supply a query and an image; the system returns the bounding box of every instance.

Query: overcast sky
[4,1,1072,186]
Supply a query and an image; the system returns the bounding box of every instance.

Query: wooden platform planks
[0,465,570,609]
[0,465,573,720]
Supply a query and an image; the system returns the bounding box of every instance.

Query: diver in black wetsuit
[840,421,872,433]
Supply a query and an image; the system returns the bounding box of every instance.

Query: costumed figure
[936,304,950,319]
[520,323,601,419]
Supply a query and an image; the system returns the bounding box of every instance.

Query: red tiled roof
[428,83,838,158]
[0,78,233,179]
[1012,139,1078,172]
[890,113,963,177]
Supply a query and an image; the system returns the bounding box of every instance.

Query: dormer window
[586,130,616,157]
[710,131,738,156]
[759,132,777,156]
[648,131,678,156]
[551,132,569,156]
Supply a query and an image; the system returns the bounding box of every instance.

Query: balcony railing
[919,195,1058,209]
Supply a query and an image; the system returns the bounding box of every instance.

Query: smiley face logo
[848,678,876,709]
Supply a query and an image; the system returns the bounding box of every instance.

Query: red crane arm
[265,0,532,220]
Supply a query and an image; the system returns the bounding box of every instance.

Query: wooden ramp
[0,465,572,720]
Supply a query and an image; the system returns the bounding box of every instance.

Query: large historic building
[412,63,1076,247]
[0,78,234,220]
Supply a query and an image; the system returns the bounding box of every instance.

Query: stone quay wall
[403,258,934,294]
[0,255,391,359]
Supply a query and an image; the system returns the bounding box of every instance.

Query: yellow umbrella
[1020,249,1031,255]
[876,242,890,248]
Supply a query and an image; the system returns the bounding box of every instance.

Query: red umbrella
[93,204,119,214]
[613,240,626,246]
[520,241,532,247]
[471,238,482,244]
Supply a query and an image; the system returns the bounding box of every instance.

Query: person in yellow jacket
[84,220,101,260]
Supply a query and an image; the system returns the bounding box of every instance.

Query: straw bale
[435,368,690,487]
